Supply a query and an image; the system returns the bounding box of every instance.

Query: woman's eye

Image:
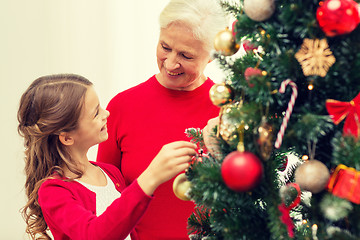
[162,44,171,51]
[182,54,192,60]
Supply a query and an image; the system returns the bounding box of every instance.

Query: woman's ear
[59,132,74,146]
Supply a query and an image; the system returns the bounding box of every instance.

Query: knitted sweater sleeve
[38,178,152,240]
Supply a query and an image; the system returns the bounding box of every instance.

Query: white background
[0,0,228,239]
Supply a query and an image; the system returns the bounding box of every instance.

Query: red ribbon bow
[325,92,360,138]
[278,183,301,238]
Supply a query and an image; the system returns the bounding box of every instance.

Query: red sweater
[38,161,152,240]
[97,75,220,239]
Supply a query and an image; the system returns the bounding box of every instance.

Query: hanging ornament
[274,79,298,149]
[254,118,274,160]
[231,19,238,37]
[279,183,301,208]
[243,0,276,22]
[278,183,301,238]
[221,151,263,192]
[316,0,360,37]
[242,40,258,52]
[295,38,336,77]
[214,27,240,56]
[218,102,243,147]
[173,173,191,201]
[325,92,360,138]
[327,164,360,204]
[244,67,263,88]
[209,83,234,107]
[295,159,330,193]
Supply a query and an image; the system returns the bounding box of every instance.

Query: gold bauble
[295,159,330,194]
[254,120,273,160]
[214,28,240,56]
[209,83,234,107]
[173,173,191,201]
[219,102,243,147]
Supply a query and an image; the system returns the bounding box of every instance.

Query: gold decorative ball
[254,120,274,160]
[173,173,191,201]
[295,159,330,194]
[219,102,243,148]
[209,83,234,107]
[214,28,240,56]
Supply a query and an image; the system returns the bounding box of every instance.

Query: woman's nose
[164,55,180,70]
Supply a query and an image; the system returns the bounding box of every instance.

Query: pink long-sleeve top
[38,161,152,240]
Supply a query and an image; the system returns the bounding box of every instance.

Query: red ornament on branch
[316,0,360,37]
[326,92,360,138]
[221,151,263,192]
[242,40,258,52]
[244,67,262,88]
[232,20,238,37]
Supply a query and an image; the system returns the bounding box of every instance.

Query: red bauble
[316,0,360,37]
[232,20,238,37]
[244,67,262,88]
[221,151,263,192]
[242,40,258,52]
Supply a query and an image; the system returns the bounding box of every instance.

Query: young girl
[18,74,197,240]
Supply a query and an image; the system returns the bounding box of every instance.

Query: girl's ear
[59,132,74,146]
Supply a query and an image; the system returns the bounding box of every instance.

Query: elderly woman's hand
[203,117,221,156]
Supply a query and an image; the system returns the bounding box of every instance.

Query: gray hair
[159,0,228,52]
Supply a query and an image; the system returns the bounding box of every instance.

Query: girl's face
[156,22,211,91]
[70,86,109,151]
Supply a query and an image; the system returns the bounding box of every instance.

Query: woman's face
[156,23,211,91]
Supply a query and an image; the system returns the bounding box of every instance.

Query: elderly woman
[97,0,227,239]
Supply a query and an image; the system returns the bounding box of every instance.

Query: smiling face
[156,22,211,91]
[70,86,110,152]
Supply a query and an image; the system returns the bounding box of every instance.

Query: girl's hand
[137,141,197,196]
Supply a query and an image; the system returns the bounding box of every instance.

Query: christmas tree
[173,0,360,239]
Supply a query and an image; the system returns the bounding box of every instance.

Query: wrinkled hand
[203,117,221,156]
[138,141,197,196]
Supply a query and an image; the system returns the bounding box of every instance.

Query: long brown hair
[17,74,93,239]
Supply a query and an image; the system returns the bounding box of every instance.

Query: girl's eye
[94,109,99,118]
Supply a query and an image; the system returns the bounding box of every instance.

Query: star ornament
[326,92,360,138]
[295,38,336,77]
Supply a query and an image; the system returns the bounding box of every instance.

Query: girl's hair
[159,0,228,52]
[17,74,93,239]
